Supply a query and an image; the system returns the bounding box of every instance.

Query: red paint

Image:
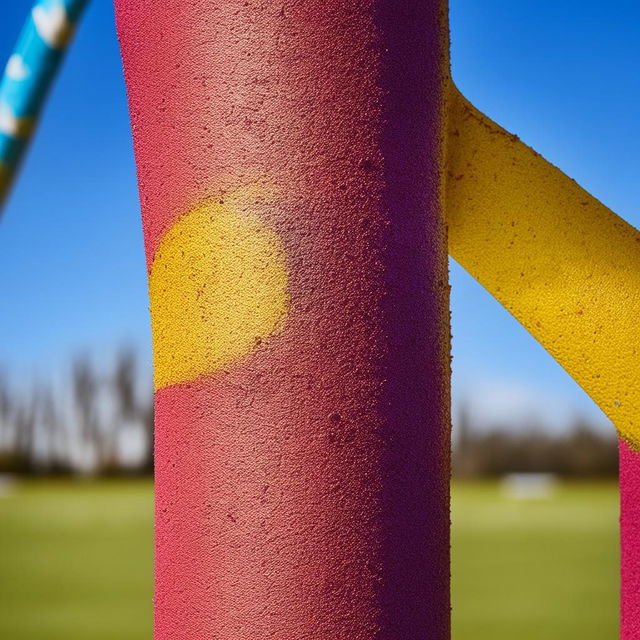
[116,1,451,637]
[620,440,640,639]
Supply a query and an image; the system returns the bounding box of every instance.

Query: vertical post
[116,1,451,637]
[620,440,640,639]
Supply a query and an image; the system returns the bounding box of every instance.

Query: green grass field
[0,479,618,638]
[452,482,618,639]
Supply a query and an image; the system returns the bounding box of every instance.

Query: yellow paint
[149,187,289,389]
[446,87,640,449]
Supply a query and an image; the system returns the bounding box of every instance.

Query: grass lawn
[0,479,618,638]
[451,481,618,639]
[0,479,153,640]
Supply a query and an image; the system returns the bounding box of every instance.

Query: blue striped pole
[0,0,89,210]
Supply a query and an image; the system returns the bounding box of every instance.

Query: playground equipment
[2,0,639,637]
[0,0,87,204]
[447,87,640,640]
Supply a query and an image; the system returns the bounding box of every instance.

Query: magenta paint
[116,0,451,637]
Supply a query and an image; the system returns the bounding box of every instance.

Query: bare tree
[72,356,102,471]
[0,374,11,450]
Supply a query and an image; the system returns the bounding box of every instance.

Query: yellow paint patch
[446,87,640,449]
[149,188,289,389]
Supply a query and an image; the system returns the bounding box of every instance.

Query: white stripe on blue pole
[0,0,89,209]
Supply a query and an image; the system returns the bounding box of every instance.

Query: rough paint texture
[620,440,640,640]
[149,186,290,389]
[116,1,451,638]
[446,88,640,449]
[446,89,640,634]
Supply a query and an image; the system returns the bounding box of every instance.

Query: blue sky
[0,0,638,430]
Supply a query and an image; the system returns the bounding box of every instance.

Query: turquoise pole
[0,0,89,210]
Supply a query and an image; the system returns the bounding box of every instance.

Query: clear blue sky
[0,0,638,430]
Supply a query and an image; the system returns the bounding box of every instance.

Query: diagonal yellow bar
[446,86,640,450]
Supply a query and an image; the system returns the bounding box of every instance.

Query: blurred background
[0,0,638,638]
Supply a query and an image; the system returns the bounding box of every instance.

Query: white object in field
[502,472,558,500]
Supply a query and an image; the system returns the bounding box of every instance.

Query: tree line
[453,406,619,478]
[0,355,620,477]
[0,350,153,475]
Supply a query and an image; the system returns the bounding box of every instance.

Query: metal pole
[116,1,451,637]
[620,440,640,639]
[0,0,89,209]
[446,83,640,640]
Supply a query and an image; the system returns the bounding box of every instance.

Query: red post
[116,1,451,637]
[620,441,640,639]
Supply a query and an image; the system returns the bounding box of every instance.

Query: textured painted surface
[620,440,640,640]
[0,0,88,208]
[446,87,640,637]
[149,186,289,390]
[446,87,640,450]
[116,1,451,638]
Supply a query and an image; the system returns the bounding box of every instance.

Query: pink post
[620,440,640,638]
[116,1,451,638]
